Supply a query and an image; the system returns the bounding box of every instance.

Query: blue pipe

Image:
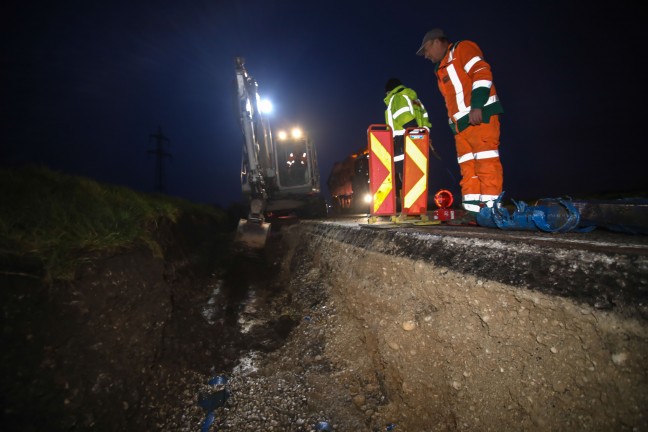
[476,192,596,233]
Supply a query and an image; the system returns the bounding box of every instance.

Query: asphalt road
[304,215,648,321]
[323,213,648,256]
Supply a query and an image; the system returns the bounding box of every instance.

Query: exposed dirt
[211,222,648,431]
[2,218,648,431]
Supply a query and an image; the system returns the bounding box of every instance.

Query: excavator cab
[275,129,316,189]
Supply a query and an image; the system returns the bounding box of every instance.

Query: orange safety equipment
[434,40,504,213]
[401,127,429,215]
[431,189,457,221]
[367,125,396,216]
[455,116,503,213]
[434,189,454,208]
[435,41,503,134]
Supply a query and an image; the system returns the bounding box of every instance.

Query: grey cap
[416,28,447,56]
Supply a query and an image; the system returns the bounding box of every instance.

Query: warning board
[402,127,429,215]
[367,125,396,216]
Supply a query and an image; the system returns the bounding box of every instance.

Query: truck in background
[327,148,370,214]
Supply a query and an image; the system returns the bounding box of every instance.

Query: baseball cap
[416,28,447,56]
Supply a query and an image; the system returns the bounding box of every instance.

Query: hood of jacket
[384,85,419,105]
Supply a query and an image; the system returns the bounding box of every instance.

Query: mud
[2,218,648,431]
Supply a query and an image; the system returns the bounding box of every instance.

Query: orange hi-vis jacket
[434,40,503,134]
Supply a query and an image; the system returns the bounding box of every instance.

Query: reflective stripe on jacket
[384,85,432,136]
[434,41,503,134]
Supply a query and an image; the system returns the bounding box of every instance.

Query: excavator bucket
[234,218,271,252]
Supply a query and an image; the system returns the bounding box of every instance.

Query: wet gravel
[6,218,646,431]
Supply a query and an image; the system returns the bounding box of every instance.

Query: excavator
[234,57,325,252]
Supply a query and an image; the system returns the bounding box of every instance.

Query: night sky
[2,1,646,207]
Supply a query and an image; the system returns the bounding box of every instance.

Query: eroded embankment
[287,221,648,431]
[1,213,236,431]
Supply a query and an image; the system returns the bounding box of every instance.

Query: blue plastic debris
[208,375,228,386]
[386,423,397,431]
[198,374,230,432]
[316,420,332,431]
[476,192,596,233]
[201,411,216,432]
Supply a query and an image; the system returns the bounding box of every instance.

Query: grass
[0,165,228,282]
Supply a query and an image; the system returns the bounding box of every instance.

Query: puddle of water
[238,283,270,334]
[201,280,223,325]
[202,255,298,375]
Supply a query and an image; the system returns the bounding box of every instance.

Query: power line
[148,126,172,193]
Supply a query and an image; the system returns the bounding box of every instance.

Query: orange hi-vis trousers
[454,115,503,213]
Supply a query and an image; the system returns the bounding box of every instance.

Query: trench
[3,218,648,431]
[147,219,648,431]
[193,255,300,369]
[229,220,648,431]
[1,236,302,431]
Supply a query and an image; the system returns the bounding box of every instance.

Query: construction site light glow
[259,99,273,113]
[277,130,288,140]
[291,128,303,139]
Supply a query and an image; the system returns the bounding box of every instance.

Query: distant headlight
[363,193,372,203]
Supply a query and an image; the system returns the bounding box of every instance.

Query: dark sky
[2,1,646,206]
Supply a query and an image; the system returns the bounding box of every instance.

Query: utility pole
[148,126,172,193]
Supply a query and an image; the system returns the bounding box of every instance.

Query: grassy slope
[0,165,228,282]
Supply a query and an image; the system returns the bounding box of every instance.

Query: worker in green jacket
[384,78,432,200]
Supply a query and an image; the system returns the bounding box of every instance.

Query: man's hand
[469,108,483,125]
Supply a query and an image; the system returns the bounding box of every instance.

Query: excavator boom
[233,57,271,252]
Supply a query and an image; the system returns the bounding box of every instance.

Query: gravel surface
[4,219,647,431]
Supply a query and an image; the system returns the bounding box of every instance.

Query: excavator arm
[234,57,272,251]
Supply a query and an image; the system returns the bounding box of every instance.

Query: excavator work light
[259,98,273,113]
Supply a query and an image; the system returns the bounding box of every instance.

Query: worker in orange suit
[417,28,504,219]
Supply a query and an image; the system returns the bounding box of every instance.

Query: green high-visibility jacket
[384,85,432,135]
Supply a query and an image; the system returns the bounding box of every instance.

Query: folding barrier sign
[402,127,429,215]
[367,124,396,216]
